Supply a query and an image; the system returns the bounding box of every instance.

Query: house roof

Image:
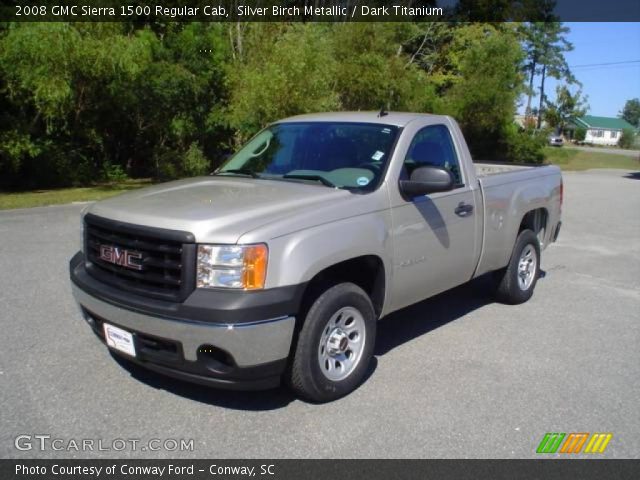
[573,115,635,131]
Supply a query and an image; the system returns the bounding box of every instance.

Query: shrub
[101,162,129,184]
[504,126,546,164]
[618,129,636,149]
[574,127,586,142]
[10,147,95,189]
[181,143,210,177]
[155,150,179,181]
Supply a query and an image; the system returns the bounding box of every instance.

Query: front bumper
[70,252,300,390]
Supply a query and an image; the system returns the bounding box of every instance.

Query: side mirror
[399,166,454,199]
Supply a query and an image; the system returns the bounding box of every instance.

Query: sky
[524,22,640,118]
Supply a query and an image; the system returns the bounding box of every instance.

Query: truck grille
[84,213,196,302]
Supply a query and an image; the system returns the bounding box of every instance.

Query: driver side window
[403,125,463,186]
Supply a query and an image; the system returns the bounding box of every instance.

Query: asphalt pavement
[1,169,638,459]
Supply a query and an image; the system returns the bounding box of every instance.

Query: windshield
[216,122,399,190]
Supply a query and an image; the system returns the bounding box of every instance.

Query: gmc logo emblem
[99,245,143,271]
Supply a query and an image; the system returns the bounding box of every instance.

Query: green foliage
[224,23,441,144]
[574,127,586,142]
[504,125,546,164]
[102,162,129,183]
[226,24,339,142]
[1,21,545,191]
[618,129,636,149]
[544,84,588,133]
[518,19,575,127]
[156,152,179,181]
[331,23,436,112]
[181,142,210,177]
[620,98,640,128]
[0,130,40,173]
[441,24,524,159]
[519,21,575,85]
[0,22,228,189]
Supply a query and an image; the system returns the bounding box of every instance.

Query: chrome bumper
[71,284,296,367]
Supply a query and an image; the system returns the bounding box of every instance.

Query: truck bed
[474,161,549,178]
[472,161,562,277]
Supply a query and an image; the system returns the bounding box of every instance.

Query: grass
[0,179,153,210]
[544,147,639,171]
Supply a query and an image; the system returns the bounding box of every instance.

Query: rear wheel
[288,283,376,402]
[494,229,541,304]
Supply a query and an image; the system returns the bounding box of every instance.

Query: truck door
[389,124,480,310]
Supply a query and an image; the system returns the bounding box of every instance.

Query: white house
[570,115,636,146]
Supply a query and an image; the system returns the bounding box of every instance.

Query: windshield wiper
[214,169,260,178]
[282,174,336,188]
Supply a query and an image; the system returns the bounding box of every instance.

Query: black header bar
[1,0,640,22]
[2,459,640,480]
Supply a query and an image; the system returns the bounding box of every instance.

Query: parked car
[548,134,564,147]
[70,112,563,402]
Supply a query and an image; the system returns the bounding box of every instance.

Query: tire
[494,229,541,305]
[288,282,376,403]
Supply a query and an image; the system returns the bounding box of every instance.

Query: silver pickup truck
[70,112,562,402]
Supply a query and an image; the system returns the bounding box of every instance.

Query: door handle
[455,202,474,217]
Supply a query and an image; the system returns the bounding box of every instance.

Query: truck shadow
[112,274,503,410]
[111,353,297,411]
[375,274,496,356]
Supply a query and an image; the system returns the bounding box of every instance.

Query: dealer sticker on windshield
[357,177,370,186]
[103,323,136,357]
[371,150,384,161]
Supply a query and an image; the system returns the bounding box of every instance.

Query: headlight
[197,244,268,290]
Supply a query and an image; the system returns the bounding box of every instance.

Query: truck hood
[87,176,354,243]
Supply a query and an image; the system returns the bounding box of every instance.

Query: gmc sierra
[70,112,562,402]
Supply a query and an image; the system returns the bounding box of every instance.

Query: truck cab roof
[276,111,450,127]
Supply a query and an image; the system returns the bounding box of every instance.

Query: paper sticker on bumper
[103,323,136,357]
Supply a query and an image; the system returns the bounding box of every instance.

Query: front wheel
[288,283,376,403]
[494,229,541,304]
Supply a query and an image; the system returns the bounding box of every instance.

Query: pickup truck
[69,112,562,402]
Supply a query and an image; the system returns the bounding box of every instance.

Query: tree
[0,21,534,190]
[574,127,586,142]
[331,23,436,112]
[620,98,640,128]
[619,129,636,149]
[225,23,441,143]
[535,23,575,129]
[440,24,525,159]
[225,24,340,143]
[544,85,588,134]
[517,2,562,117]
[0,22,230,187]
[519,19,575,127]
[504,125,547,164]
[519,23,544,117]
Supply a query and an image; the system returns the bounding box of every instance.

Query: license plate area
[103,323,136,357]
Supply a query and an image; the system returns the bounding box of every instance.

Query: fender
[259,210,393,312]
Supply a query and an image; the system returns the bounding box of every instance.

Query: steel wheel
[317,306,366,382]
[517,244,537,291]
